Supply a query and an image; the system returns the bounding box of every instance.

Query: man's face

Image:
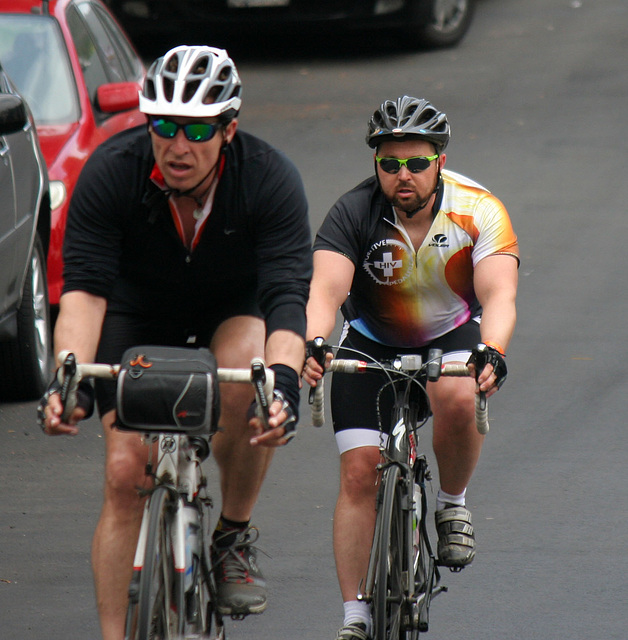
[149,116,238,195]
[376,139,445,215]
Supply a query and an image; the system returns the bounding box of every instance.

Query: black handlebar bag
[115,346,220,436]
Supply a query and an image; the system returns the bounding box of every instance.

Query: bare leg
[210,316,274,521]
[334,446,381,602]
[429,374,484,496]
[92,411,152,640]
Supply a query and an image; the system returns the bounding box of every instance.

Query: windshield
[0,15,80,125]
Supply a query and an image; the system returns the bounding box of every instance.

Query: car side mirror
[96,81,141,114]
[0,94,28,135]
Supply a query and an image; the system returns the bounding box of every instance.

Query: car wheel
[406,0,475,49]
[0,234,52,401]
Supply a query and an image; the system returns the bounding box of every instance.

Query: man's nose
[171,128,190,150]
[397,164,412,179]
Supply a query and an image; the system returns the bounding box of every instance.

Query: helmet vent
[218,66,232,82]
[144,79,156,101]
[191,57,209,77]
[163,78,174,102]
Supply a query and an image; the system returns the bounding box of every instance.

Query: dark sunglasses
[149,117,221,143]
[375,154,439,174]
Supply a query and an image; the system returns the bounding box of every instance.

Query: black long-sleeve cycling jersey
[63,125,312,339]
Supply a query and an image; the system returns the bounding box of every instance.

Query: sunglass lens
[406,157,431,173]
[185,123,216,142]
[151,118,178,138]
[379,158,402,173]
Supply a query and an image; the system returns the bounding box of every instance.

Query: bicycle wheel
[372,464,411,640]
[135,486,185,640]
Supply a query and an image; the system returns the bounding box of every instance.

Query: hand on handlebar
[37,352,95,436]
[303,337,333,388]
[467,344,507,399]
[249,363,300,448]
[37,381,86,436]
[249,393,296,448]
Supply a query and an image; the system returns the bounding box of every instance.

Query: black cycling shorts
[95,301,262,418]
[330,319,480,453]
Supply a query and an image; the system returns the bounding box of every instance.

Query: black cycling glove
[467,344,508,390]
[269,363,300,441]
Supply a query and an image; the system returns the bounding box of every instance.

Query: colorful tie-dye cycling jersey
[313,169,519,347]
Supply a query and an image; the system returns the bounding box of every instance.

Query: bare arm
[306,250,355,340]
[303,249,355,385]
[473,254,518,395]
[43,291,107,434]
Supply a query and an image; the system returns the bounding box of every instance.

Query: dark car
[0,62,51,401]
[104,0,475,52]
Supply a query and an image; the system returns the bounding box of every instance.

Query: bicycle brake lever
[250,359,270,429]
[307,337,328,404]
[58,352,78,423]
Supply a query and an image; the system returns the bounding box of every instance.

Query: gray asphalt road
[2,0,628,638]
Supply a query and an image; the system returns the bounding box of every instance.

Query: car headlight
[50,180,67,211]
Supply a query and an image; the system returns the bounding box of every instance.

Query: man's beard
[388,173,439,217]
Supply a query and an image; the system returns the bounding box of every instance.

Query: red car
[0,0,146,306]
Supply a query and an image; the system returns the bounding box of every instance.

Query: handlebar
[310,357,489,435]
[55,350,275,425]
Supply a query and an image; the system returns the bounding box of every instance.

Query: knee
[430,381,475,427]
[340,449,380,501]
[104,442,148,504]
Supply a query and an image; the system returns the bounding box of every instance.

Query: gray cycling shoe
[435,505,476,569]
[212,527,267,616]
[335,622,371,640]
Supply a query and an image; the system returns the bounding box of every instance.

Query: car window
[0,15,80,125]
[66,4,111,107]
[87,3,144,82]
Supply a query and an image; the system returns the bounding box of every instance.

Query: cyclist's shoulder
[230,129,298,170]
[329,176,381,217]
[441,168,509,220]
[225,130,305,198]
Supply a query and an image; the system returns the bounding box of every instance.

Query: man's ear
[223,118,239,145]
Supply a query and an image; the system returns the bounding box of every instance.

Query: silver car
[0,62,51,401]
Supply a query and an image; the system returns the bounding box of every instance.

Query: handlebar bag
[115,345,220,436]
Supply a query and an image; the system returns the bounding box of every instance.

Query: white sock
[343,600,372,634]
[436,488,466,512]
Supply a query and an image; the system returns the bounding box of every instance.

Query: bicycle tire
[136,486,185,640]
[373,464,410,640]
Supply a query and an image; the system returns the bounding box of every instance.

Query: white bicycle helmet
[139,45,242,119]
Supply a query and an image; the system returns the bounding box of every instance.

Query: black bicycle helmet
[366,96,450,153]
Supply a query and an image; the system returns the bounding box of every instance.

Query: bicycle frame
[125,431,219,640]
[358,371,444,638]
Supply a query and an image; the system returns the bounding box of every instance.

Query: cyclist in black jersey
[304,96,518,640]
[38,45,312,640]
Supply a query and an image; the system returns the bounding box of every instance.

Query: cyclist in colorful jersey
[303,96,518,640]
[37,45,312,640]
